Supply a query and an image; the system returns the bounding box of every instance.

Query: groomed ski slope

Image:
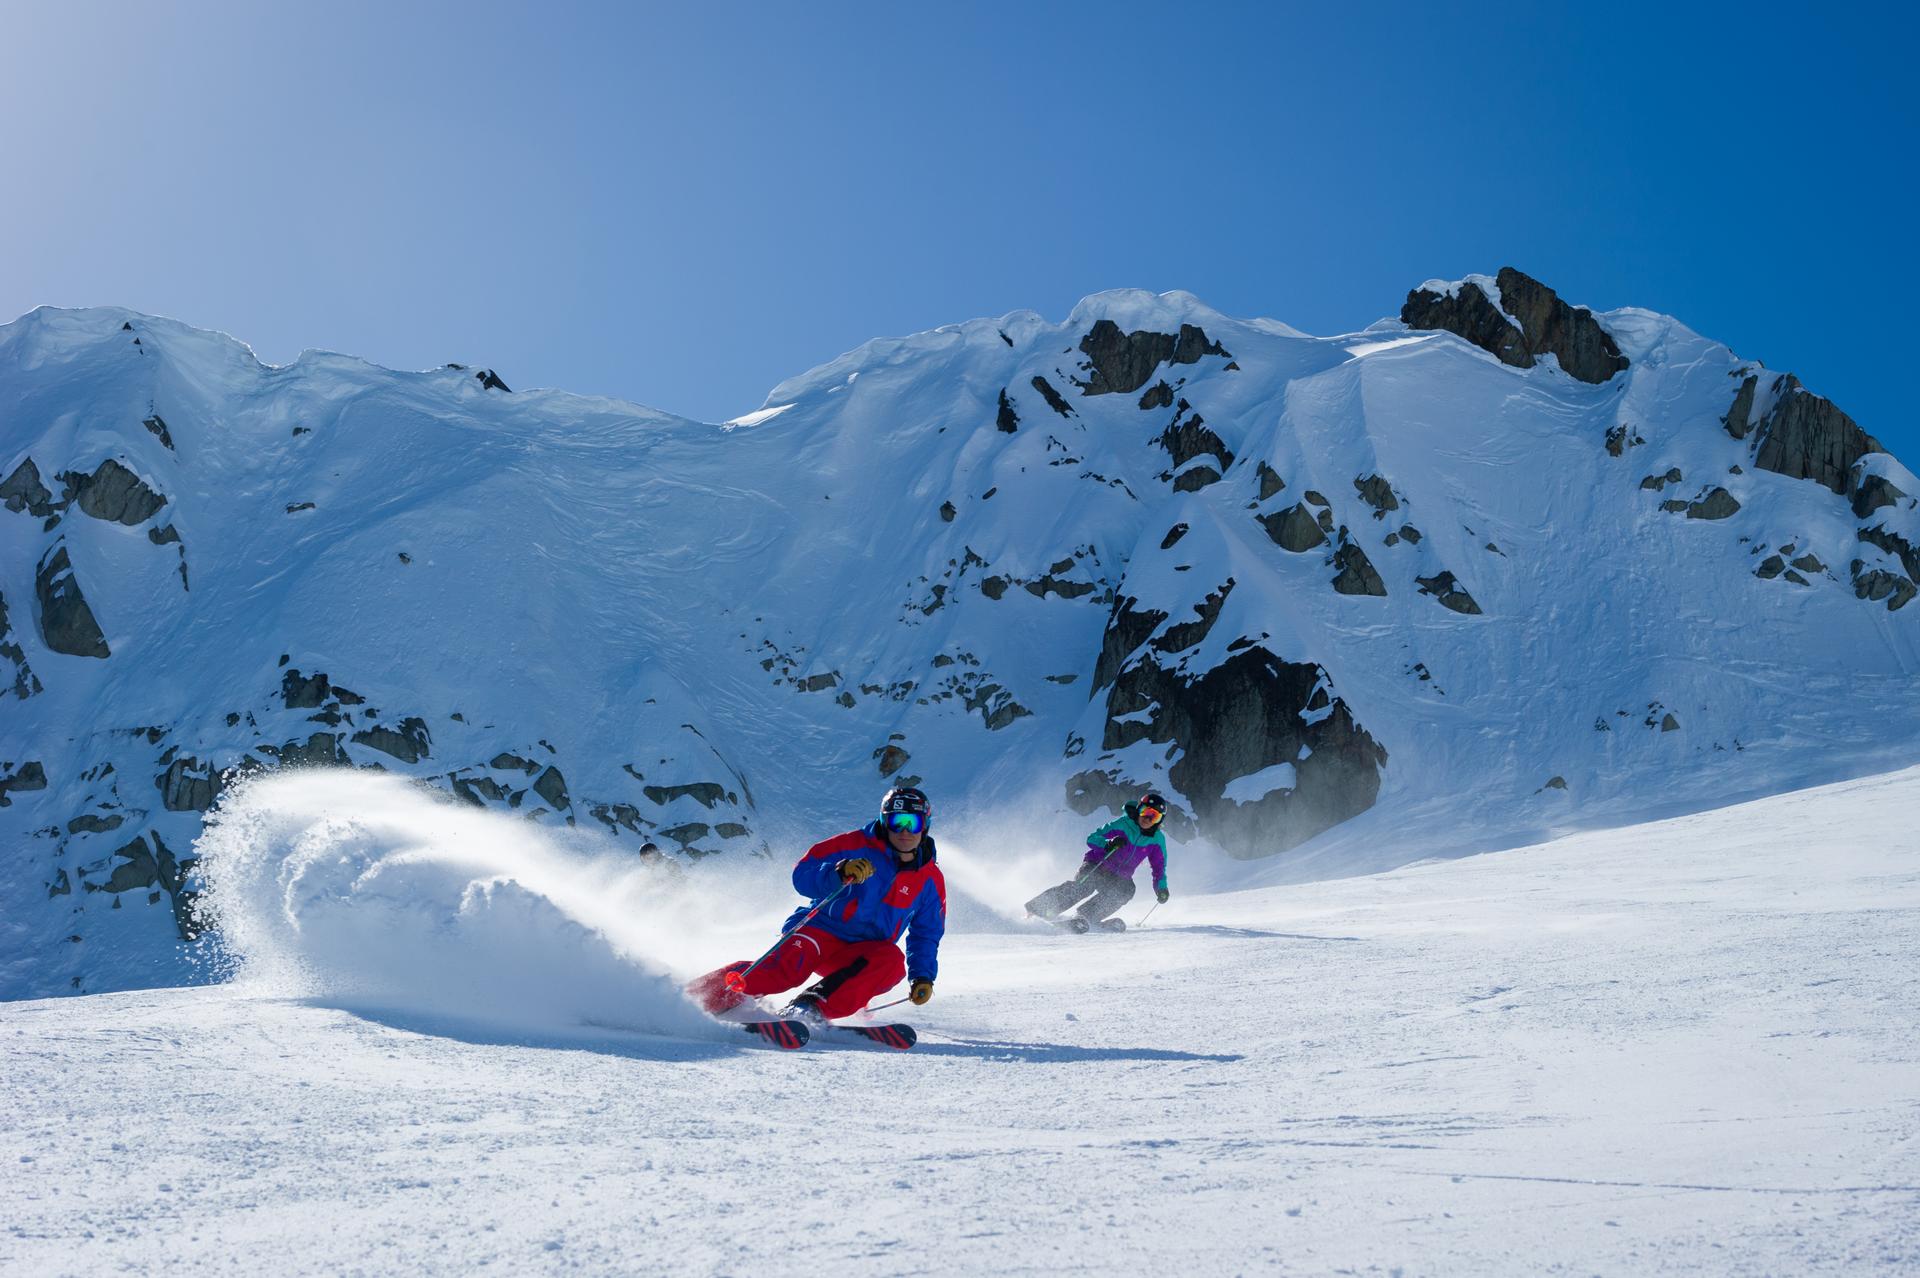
[4,768,1918,1276]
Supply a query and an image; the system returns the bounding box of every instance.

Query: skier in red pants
[688,787,946,1024]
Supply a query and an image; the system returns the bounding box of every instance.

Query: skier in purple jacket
[1025,791,1171,933]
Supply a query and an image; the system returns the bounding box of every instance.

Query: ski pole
[1136,901,1160,929]
[866,995,913,1014]
[725,881,852,994]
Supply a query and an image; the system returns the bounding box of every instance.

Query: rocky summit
[3,269,1918,996]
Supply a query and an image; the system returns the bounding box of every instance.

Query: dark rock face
[1722,376,1760,440]
[35,545,110,658]
[1138,381,1174,411]
[1401,266,1627,384]
[1353,474,1399,516]
[1075,320,1230,396]
[533,765,571,811]
[476,369,511,392]
[67,813,125,834]
[875,744,910,776]
[1085,640,1387,858]
[1172,466,1222,493]
[1685,488,1741,520]
[1255,463,1285,501]
[996,389,1020,434]
[1852,474,1908,518]
[104,836,161,894]
[1260,504,1328,552]
[1726,374,1886,500]
[642,781,729,808]
[1030,376,1074,417]
[1,591,44,699]
[1,760,49,806]
[1605,424,1645,456]
[1853,564,1917,610]
[1151,580,1234,654]
[1415,571,1483,615]
[1091,595,1170,693]
[1859,524,1920,583]
[939,501,956,523]
[2,458,55,516]
[1160,523,1189,549]
[275,733,348,767]
[142,415,175,450]
[352,718,431,764]
[158,757,219,812]
[1159,402,1232,477]
[63,459,167,526]
[1330,540,1386,596]
[281,669,333,708]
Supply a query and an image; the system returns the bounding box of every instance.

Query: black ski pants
[1026,867,1136,923]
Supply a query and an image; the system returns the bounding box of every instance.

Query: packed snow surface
[5,766,1917,1274]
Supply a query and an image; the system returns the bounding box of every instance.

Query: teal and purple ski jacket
[1082,805,1169,889]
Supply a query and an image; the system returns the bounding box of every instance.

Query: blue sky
[2,3,1913,455]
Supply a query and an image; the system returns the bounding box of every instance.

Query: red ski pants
[687,926,905,1020]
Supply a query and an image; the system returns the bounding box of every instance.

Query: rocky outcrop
[1415,571,1482,615]
[1685,488,1741,521]
[996,389,1020,434]
[475,368,511,392]
[1330,539,1386,596]
[2,458,55,516]
[1091,595,1170,693]
[281,669,331,708]
[1030,376,1074,418]
[1075,320,1231,396]
[1159,402,1232,475]
[0,759,48,806]
[352,718,432,764]
[1138,381,1173,411]
[1151,580,1234,655]
[1084,641,1387,858]
[1728,370,1889,495]
[142,415,174,450]
[1401,267,1627,384]
[1259,504,1327,553]
[1859,524,1920,583]
[35,544,110,658]
[63,459,167,526]
[1852,474,1908,519]
[1853,563,1917,611]
[1352,474,1399,517]
[642,781,729,808]
[533,765,570,812]
[1,591,43,699]
[158,757,219,811]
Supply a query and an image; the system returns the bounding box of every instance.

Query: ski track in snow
[4,768,1919,1274]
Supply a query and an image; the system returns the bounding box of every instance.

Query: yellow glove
[909,979,934,1006]
[839,857,875,884]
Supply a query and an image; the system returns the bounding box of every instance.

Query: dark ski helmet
[880,786,932,836]
[1136,791,1168,825]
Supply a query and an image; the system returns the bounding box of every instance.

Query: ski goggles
[1137,803,1165,824]
[883,811,928,835]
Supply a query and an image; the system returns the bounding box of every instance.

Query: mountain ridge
[3,267,1917,999]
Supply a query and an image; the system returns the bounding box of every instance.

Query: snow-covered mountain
[4,267,1918,998]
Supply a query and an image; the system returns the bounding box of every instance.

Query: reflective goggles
[884,811,928,835]
[1137,804,1164,824]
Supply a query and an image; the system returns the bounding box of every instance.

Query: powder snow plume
[193,770,771,1038]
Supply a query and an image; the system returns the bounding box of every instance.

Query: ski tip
[850,1023,917,1050]
[743,1019,810,1050]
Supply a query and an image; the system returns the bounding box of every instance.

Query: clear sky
[2,2,1913,456]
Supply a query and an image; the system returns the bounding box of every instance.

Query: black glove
[1103,831,1125,850]
[839,857,874,884]
[909,979,934,1006]
[1155,884,1170,904]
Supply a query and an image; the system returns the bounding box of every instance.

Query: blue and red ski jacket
[786,823,947,983]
